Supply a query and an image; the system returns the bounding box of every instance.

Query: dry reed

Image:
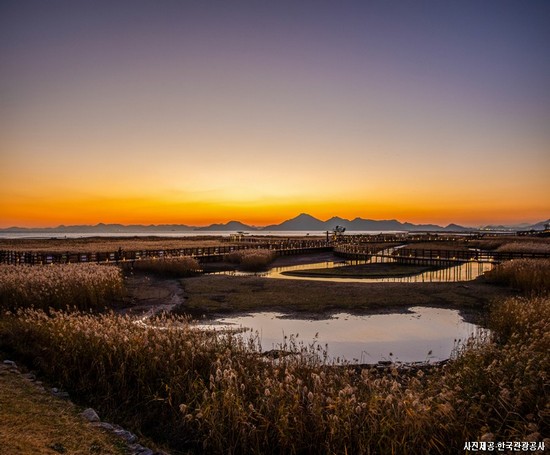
[226,249,276,271]
[130,256,201,277]
[0,263,124,311]
[484,259,550,294]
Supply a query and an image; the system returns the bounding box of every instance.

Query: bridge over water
[334,246,550,265]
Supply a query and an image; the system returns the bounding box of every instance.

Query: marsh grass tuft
[226,249,276,271]
[130,256,201,277]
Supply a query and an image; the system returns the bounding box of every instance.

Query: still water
[219,260,493,283]
[196,307,485,364]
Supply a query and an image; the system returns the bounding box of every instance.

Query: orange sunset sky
[1,1,549,228]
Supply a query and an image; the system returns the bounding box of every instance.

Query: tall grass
[0,263,124,311]
[484,259,550,294]
[495,241,550,254]
[0,237,229,253]
[1,295,547,453]
[130,256,201,277]
[431,296,549,443]
[226,249,276,271]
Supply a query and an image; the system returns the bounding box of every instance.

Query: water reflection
[196,307,486,364]
[218,260,493,283]
[271,260,493,283]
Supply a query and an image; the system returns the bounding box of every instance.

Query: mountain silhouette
[2,214,548,233]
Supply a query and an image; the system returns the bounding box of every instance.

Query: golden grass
[0,263,124,312]
[484,259,550,294]
[495,241,550,254]
[226,249,276,271]
[0,365,127,454]
[1,294,547,454]
[431,296,549,442]
[471,236,550,252]
[0,236,230,253]
[130,256,201,277]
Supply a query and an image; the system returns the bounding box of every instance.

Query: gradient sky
[1,0,549,228]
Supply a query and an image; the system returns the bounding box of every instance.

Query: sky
[1,0,549,228]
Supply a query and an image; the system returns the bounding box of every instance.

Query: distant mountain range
[1,214,548,234]
[262,213,470,232]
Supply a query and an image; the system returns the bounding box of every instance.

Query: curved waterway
[202,249,491,363]
[196,307,486,364]
[214,245,494,283]
[216,259,493,283]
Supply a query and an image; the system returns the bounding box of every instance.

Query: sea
[0,230,411,240]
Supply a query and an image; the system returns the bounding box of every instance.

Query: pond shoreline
[120,269,514,330]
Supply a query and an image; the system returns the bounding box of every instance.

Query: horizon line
[1,213,548,231]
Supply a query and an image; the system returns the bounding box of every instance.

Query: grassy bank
[281,263,442,278]
[0,363,127,455]
[178,274,512,317]
[0,295,547,454]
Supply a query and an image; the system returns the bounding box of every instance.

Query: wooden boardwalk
[0,241,331,265]
[1,239,548,266]
[334,246,550,265]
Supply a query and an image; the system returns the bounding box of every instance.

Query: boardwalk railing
[0,240,331,265]
[334,246,550,264]
[2,241,549,266]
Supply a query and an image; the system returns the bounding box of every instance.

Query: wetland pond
[201,255,493,363]
[226,260,494,283]
[196,306,486,365]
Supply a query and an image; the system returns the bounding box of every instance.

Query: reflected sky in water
[196,307,485,364]
[221,259,493,283]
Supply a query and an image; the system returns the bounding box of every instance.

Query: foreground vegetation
[0,295,547,454]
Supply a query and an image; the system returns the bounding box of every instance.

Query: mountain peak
[264,213,324,231]
[294,213,318,220]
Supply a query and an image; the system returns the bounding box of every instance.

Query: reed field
[469,237,550,252]
[0,263,124,312]
[495,241,550,254]
[0,294,547,454]
[0,236,230,253]
[484,259,550,294]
